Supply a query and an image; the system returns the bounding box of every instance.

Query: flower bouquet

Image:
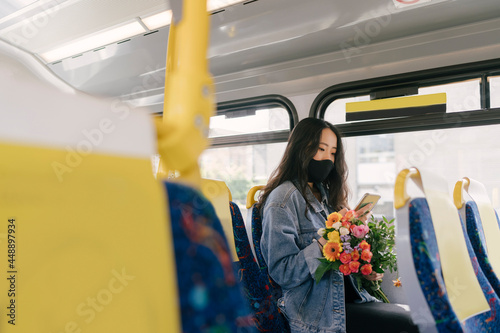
[314,208,398,303]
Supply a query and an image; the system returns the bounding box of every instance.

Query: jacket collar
[304,182,329,214]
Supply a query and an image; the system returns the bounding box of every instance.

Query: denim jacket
[260,181,377,333]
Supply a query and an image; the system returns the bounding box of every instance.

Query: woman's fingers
[363,272,384,281]
[355,203,373,224]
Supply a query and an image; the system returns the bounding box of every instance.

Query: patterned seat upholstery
[165,181,253,333]
[230,201,289,332]
[409,198,500,332]
[465,201,500,297]
[250,204,290,331]
[251,204,267,268]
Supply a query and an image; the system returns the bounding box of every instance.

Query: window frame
[310,58,500,137]
[210,94,298,147]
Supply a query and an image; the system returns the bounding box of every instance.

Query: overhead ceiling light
[38,0,247,63]
[39,21,146,63]
[141,10,172,30]
[140,0,245,30]
[207,0,246,12]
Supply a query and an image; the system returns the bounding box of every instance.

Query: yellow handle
[394,168,422,209]
[453,177,470,209]
[246,185,265,209]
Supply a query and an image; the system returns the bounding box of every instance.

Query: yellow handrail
[246,185,265,209]
[394,168,422,209]
[453,177,470,209]
[157,0,215,188]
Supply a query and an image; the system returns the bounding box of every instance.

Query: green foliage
[366,215,397,274]
[314,261,340,284]
[361,215,398,302]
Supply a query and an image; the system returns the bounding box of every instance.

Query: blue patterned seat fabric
[251,204,267,269]
[409,198,500,332]
[465,201,500,297]
[230,201,289,332]
[250,204,289,331]
[165,181,254,333]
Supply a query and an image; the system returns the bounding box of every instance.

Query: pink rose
[352,225,369,238]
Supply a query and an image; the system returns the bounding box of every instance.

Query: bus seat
[246,185,265,267]
[454,177,500,297]
[165,181,253,332]
[394,168,493,333]
[230,201,289,332]
[0,41,180,332]
[201,178,238,261]
[247,186,289,330]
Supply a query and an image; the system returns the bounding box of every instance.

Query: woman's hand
[363,271,384,281]
[355,203,373,224]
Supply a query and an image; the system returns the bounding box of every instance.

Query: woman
[258,118,418,333]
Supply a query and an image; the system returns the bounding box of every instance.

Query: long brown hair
[257,117,349,211]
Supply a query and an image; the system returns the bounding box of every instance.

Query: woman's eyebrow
[319,142,337,149]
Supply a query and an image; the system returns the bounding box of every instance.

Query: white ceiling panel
[0,0,169,53]
[0,0,39,19]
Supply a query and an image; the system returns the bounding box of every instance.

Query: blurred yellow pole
[157,0,215,188]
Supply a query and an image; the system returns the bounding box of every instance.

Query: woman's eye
[319,148,325,152]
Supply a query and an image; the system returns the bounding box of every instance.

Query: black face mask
[307,159,334,183]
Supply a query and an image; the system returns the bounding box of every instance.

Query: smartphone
[354,193,381,211]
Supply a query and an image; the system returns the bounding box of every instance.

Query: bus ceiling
[1,0,500,107]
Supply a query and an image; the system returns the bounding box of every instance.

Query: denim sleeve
[261,204,323,289]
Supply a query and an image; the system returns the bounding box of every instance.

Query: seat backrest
[251,204,267,269]
[230,201,289,332]
[201,178,238,261]
[246,185,265,266]
[454,177,500,297]
[166,181,252,333]
[463,201,500,297]
[395,168,492,333]
[0,42,180,333]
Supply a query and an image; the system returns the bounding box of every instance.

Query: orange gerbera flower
[360,264,373,275]
[326,212,343,228]
[339,263,351,276]
[359,240,371,251]
[323,241,342,262]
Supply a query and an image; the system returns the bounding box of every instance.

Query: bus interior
[1,0,500,332]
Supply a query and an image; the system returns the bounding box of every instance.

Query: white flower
[332,222,342,230]
[317,228,326,236]
[339,227,349,236]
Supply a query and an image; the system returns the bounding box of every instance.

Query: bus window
[318,61,500,220]
[491,75,500,108]
[200,97,297,217]
[200,142,287,217]
[342,124,500,221]
[324,96,370,125]
[419,79,481,112]
[208,107,290,138]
